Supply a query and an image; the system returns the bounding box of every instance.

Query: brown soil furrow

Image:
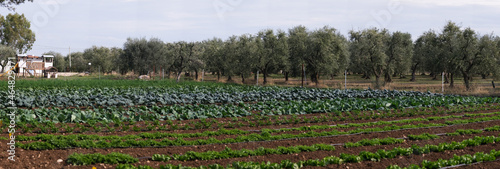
[23,133,500,169]
[1,120,500,169]
[14,110,500,143]
[302,142,500,169]
[11,106,500,137]
[16,114,498,145]
[14,118,500,149]
[453,159,500,169]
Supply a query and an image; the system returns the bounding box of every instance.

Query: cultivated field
[1,79,500,169]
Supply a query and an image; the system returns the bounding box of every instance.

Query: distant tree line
[48,21,499,90]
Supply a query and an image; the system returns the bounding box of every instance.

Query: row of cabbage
[0,87,444,108]
[1,96,497,123]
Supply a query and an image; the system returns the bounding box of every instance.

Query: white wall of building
[1,54,54,75]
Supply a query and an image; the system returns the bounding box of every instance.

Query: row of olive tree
[118,38,204,82]
[46,46,121,73]
[47,21,499,90]
[348,28,413,88]
[411,21,500,90]
[200,26,350,85]
[345,21,499,90]
[199,22,498,90]
[103,27,349,84]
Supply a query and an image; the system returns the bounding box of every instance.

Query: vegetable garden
[2,79,500,169]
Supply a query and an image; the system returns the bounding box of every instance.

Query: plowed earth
[2,106,500,169]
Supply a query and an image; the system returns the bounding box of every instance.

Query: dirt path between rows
[14,106,500,137]
[1,119,500,169]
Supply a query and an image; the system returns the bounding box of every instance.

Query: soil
[1,115,500,169]
[2,104,500,169]
[454,160,500,169]
[11,104,500,137]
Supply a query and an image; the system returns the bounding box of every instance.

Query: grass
[0,74,238,89]
[205,73,499,96]
[0,72,498,96]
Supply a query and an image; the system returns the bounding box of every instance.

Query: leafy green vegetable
[116,135,500,169]
[67,152,138,165]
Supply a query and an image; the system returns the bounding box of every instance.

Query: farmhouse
[3,54,58,78]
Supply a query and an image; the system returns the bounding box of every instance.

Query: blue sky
[2,0,500,55]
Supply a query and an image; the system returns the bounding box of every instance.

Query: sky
[2,0,500,56]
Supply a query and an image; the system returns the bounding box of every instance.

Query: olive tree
[201,38,225,80]
[456,31,498,90]
[0,45,15,73]
[306,26,349,84]
[412,31,439,81]
[185,42,204,80]
[287,25,309,80]
[384,31,413,82]
[220,36,238,81]
[438,21,462,87]
[83,46,115,73]
[167,41,201,82]
[349,28,389,88]
[120,37,166,75]
[66,52,87,72]
[234,34,257,83]
[254,29,288,84]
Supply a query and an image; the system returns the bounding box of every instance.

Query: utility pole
[69,46,71,71]
[344,70,347,90]
[256,70,259,86]
[303,64,306,86]
[301,64,304,87]
[442,72,444,93]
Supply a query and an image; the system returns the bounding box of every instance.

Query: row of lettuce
[1,96,497,124]
[15,113,500,150]
[64,133,500,169]
[1,87,444,108]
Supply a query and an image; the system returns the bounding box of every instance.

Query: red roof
[19,55,41,59]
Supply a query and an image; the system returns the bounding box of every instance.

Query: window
[45,57,53,63]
